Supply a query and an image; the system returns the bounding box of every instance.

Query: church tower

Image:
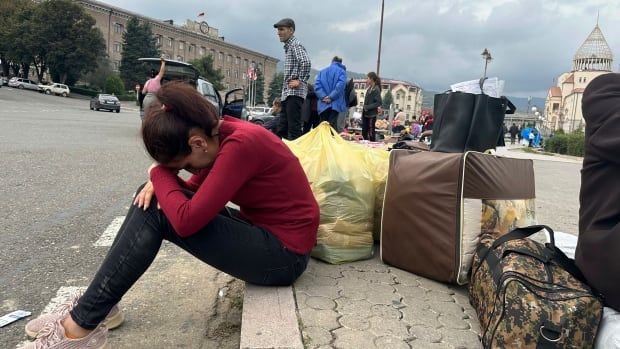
[544,22,614,132]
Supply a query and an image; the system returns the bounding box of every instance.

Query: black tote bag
[430,91,515,153]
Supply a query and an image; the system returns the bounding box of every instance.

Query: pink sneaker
[25,292,123,338]
[18,318,109,349]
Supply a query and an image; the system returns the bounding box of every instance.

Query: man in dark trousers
[315,56,347,131]
[575,73,620,313]
[509,122,519,144]
[273,18,311,140]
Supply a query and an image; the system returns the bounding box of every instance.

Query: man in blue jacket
[315,56,347,130]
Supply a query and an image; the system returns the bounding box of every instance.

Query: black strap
[503,97,516,115]
[491,225,556,250]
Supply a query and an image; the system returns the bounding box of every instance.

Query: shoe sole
[25,311,124,339]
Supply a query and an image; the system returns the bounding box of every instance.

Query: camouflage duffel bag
[469,225,603,348]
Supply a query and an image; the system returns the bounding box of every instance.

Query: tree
[254,69,265,105]
[0,0,36,79]
[105,74,125,95]
[267,72,284,105]
[31,0,105,84]
[120,17,159,90]
[382,89,394,110]
[82,56,113,91]
[189,55,225,90]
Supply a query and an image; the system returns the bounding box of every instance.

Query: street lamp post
[376,0,385,76]
[481,48,492,80]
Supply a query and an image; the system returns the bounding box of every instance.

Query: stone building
[78,0,278,95]
[544,23,614,132]
[352,78,423,120]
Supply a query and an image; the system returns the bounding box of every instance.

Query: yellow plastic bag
[286,122,388,263]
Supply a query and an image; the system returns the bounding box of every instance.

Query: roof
[550,86,562,97]
[564,73,574,83]
[574,25,613,61]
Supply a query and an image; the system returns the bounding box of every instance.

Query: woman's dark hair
[142,81,219,164]
[367,72,381,91]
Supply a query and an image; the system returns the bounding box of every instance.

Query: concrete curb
[240,284,303,349]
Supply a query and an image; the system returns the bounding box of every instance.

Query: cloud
[98,0,620,97]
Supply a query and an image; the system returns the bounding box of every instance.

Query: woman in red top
[22,82,319,349]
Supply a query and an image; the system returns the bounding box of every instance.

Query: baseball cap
[273,18,295,30]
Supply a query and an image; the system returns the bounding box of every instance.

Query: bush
[544,131,584,157]
[105,74,125,96]
[69,85,99,97]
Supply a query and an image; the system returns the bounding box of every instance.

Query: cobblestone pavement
[293,149,582,349]
[295,253,482,349]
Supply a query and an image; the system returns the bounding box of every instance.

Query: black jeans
[362,116,376,141]
[70,184,310,330]
[319,108,339,131]
[277,96,304,140]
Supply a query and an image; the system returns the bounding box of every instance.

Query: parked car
[90,94,120,113]
[138,58,246,120]
[8,77,41,91]
[249,112,276,126]
[38,83,70,97]
[0,76,8,86]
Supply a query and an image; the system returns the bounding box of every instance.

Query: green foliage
[0,0,36,78]
[69,85,99,97]
[36,0,106,85]
[382,90,393,109]
[81,56,113,91]
[544,130,584,157]
[105,74,125,96]
[254,70,265,104]
[189,55,224,90]
[120,17,159,90]
[267,72,284,105]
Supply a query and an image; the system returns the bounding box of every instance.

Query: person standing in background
[314,56,347,131]
[361,72,382,141]
[273,18,311,140]
[141,57,166,116]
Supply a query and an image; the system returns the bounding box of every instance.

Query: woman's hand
[134,180,158,210]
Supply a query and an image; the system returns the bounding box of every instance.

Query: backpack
[345,78,357,108]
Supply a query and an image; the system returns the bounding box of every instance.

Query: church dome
[573,25,613,72]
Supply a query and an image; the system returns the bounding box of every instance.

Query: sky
[99,0,620,98]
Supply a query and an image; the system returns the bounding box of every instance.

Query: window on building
[234,71,239,79]
[396,93,401,100]
[552,103,559,112]
[167,38,173,47]
[354,83,359,89]
[361,83,366,89]
[242,73,247,80]
[408,95,411,101]
[382,84,389,90]
[396,104,400,109]
[114,23,123,34]
[200,47,206,55]
[360,92,365,98]
[156,36,161,46]
[244,59,249,67]
[113,42,122,52]
[583,78,587,83]
[227,54,232,62]
[407,105,411,110]
[113,61,119,70]
[258,63,263,71]
[177,56,184,62]
[189,45,196,53]
[178,42,184,50]
[226,69,230,77]
[219,52,224,61]
[235,57,240,65]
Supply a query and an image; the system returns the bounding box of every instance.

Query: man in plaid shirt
[273,18,311,140]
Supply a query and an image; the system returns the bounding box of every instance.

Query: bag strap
[502,97,516,115]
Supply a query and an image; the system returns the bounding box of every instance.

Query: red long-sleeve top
[149,117,319,254]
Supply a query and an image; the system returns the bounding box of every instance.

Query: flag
[197,12,205,17]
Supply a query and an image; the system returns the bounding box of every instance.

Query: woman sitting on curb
[21,81,320,349]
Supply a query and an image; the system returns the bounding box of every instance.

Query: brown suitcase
[380,150,536,284]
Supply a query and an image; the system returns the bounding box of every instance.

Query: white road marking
[93,216,125,247]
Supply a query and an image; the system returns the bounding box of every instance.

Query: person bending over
[21,81,320,349]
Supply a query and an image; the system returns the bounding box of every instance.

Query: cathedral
[544,23,614,132]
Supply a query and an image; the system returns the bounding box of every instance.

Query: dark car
[90,94,121,113]
[138,58,245,120]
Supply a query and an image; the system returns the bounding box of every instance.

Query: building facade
[352,78,423,120]
[78,0,278,94]
[544,24,614,132]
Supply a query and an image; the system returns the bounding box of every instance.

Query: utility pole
[376,0,385,76]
